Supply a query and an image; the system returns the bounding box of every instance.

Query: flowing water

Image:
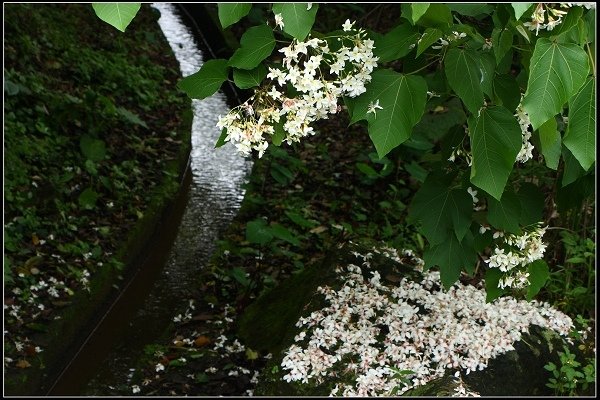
[48,4,251,394]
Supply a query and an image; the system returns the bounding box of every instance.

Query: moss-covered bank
[4,4,191,395]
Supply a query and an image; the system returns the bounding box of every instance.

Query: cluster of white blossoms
[281,247,572,396]
[485,224,548,289]
[522,3,594,35]
[216,20,378,158]
[514,99,535,163]
[524,3,567,34]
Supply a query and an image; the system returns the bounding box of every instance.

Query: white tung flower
[366,99,383,117]
[482,38,493,51]
[274,13,284,30]
[486,223,548,289]
[342,19,355,32]
[467,187,479,204]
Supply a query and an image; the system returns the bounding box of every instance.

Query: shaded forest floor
[4,3,190,391]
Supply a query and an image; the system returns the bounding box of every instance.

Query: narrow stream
[48,4,251,395]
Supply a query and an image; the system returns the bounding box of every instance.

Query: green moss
[461,326,566,396]
[237,249,338,355]
[238,243,421,355]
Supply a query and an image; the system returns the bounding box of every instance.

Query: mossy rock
[237,243,420,396]
[404,326,583,396]
[237,243,419,356]
[238,244,592,397]
[462,326,595,396]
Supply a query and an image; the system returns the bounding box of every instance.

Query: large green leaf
[522,38,589,130]
[92,3,140,32]
[178,59,229,99]
[416,4,452,28]
[526,259,550,300]
[409,173,473,246]
[551,6,584,39]
[469,106,522,200]
[448,4,494,17]
[78,188,99,210]
[564,77,595,171]
[485,268,505,303]
[412,97,467,141]
[284,211,318,229]
[270,223,300,246]
[401,3,430,25]
[416,28,443,57]
[117,107,147,128]
[493,74,521,112]
[492,28,513,64]
[374,23,420,62]
[217,3,252,29]
[80,135,106,162]
[233,64,267,89]
[271,119,286,146]
[556,174,595,212]
[348,69,427,158]
[424,232,477,289]
[272,3,318,41]
[538,117,561,170]
[511,3,533,20]
[486,189,521,234]
[445,48,484,114]
[561,146,586,187]
[246,219,273,245]
[584,8,595,44]
[479,52,496,98]
[516,183,545,226]
[228,25,276,70]
[215,129,228,149]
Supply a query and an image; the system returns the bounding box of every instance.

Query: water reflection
[83,3,251,393]
[150,2,250,293]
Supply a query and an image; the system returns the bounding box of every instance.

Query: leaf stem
[585,42,595,77]
[512,45,533,52]
[405,57,442,75]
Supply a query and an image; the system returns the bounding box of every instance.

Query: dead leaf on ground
[194,335,211,347]
[309,226,327,234]
[16,359,31,368]
[191,314,214,321]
